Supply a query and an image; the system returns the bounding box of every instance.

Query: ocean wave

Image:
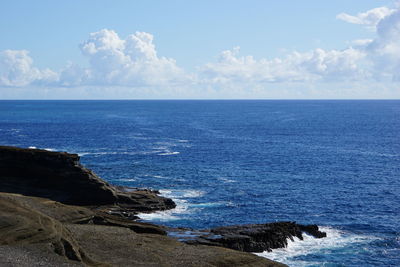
[137,201,230,222]
[159,189,205,199]
[117,178,136,182]
[137,198,189,222]
[153,175,168,179]
[137,189,206,222]
[217,177,236,183]
[158,151,180,156]
[255,226,379,267]
[189,201,231,208]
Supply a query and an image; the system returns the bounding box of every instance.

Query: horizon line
[0,99,399,101]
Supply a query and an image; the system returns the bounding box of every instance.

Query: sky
[1,0,400,99]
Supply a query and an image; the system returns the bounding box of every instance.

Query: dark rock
[186,221,327,253]
[0,146,175,211]
[299,224,327,238]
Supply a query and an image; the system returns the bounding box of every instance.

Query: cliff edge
[0,146,175,211]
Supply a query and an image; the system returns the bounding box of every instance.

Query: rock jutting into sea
[0,146,326,266]
[183,222,326,252]
[0,145,175,219]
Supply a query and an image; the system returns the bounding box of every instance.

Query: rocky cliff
[0,146,285,266]
[0,146,175,211]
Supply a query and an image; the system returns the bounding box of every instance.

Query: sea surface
[0,100,399,266]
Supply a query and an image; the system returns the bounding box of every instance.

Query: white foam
[137,200,189,221]
[137,189,205,222]
[153,175,167,179]
[28,146,37,149]
[217,177,236,183]
[159,189,205,198]
[158,151,180,156]
[118,178,136,182]
[255,227,379,267]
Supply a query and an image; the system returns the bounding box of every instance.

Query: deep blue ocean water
[1,100,399,266]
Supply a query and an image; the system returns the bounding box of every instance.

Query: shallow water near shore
[1,100,399,266]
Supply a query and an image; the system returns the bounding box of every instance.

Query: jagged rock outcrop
[0,146,175,211]
[186,222,327,252]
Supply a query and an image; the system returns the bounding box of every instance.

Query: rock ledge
[0,146,175,212]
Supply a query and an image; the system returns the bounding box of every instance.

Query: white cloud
[2,8,400,99]
[59,62,90,87]
[365,9,400,81]
[330,4,400,82]
[201,46,366,85]
[337,6,395,29]
[351,39,373,47]
[75,29,186,86]
[0,50,57,87]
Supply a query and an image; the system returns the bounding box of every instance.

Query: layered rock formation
[0,193,284,266]
[0,146,175,211]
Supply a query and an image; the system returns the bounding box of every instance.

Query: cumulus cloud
[0,50,57,87]
[336,5,400,81]
[337,6,395,29]
[366,9,400,80]
[351,39,373,47]
[200,3,400,86]
[74,29,186,86]
[2,5,400,99]
[201,46,366,85]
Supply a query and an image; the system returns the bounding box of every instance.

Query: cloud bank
[201,47,366,85]
[0,50,57,87]
[1,3,400,98]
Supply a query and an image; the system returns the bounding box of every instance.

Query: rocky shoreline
[0,146,326,266]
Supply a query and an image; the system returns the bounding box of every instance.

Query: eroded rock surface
[0,146,175,211]
[0,193,97,265]
[0,193,285,266]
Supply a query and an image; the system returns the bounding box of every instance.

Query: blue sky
[0,0,399,99]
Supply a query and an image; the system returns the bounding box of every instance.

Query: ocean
[1,100,399,266]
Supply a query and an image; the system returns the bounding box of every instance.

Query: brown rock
[0,193,285,266]
[0,193,97,265]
